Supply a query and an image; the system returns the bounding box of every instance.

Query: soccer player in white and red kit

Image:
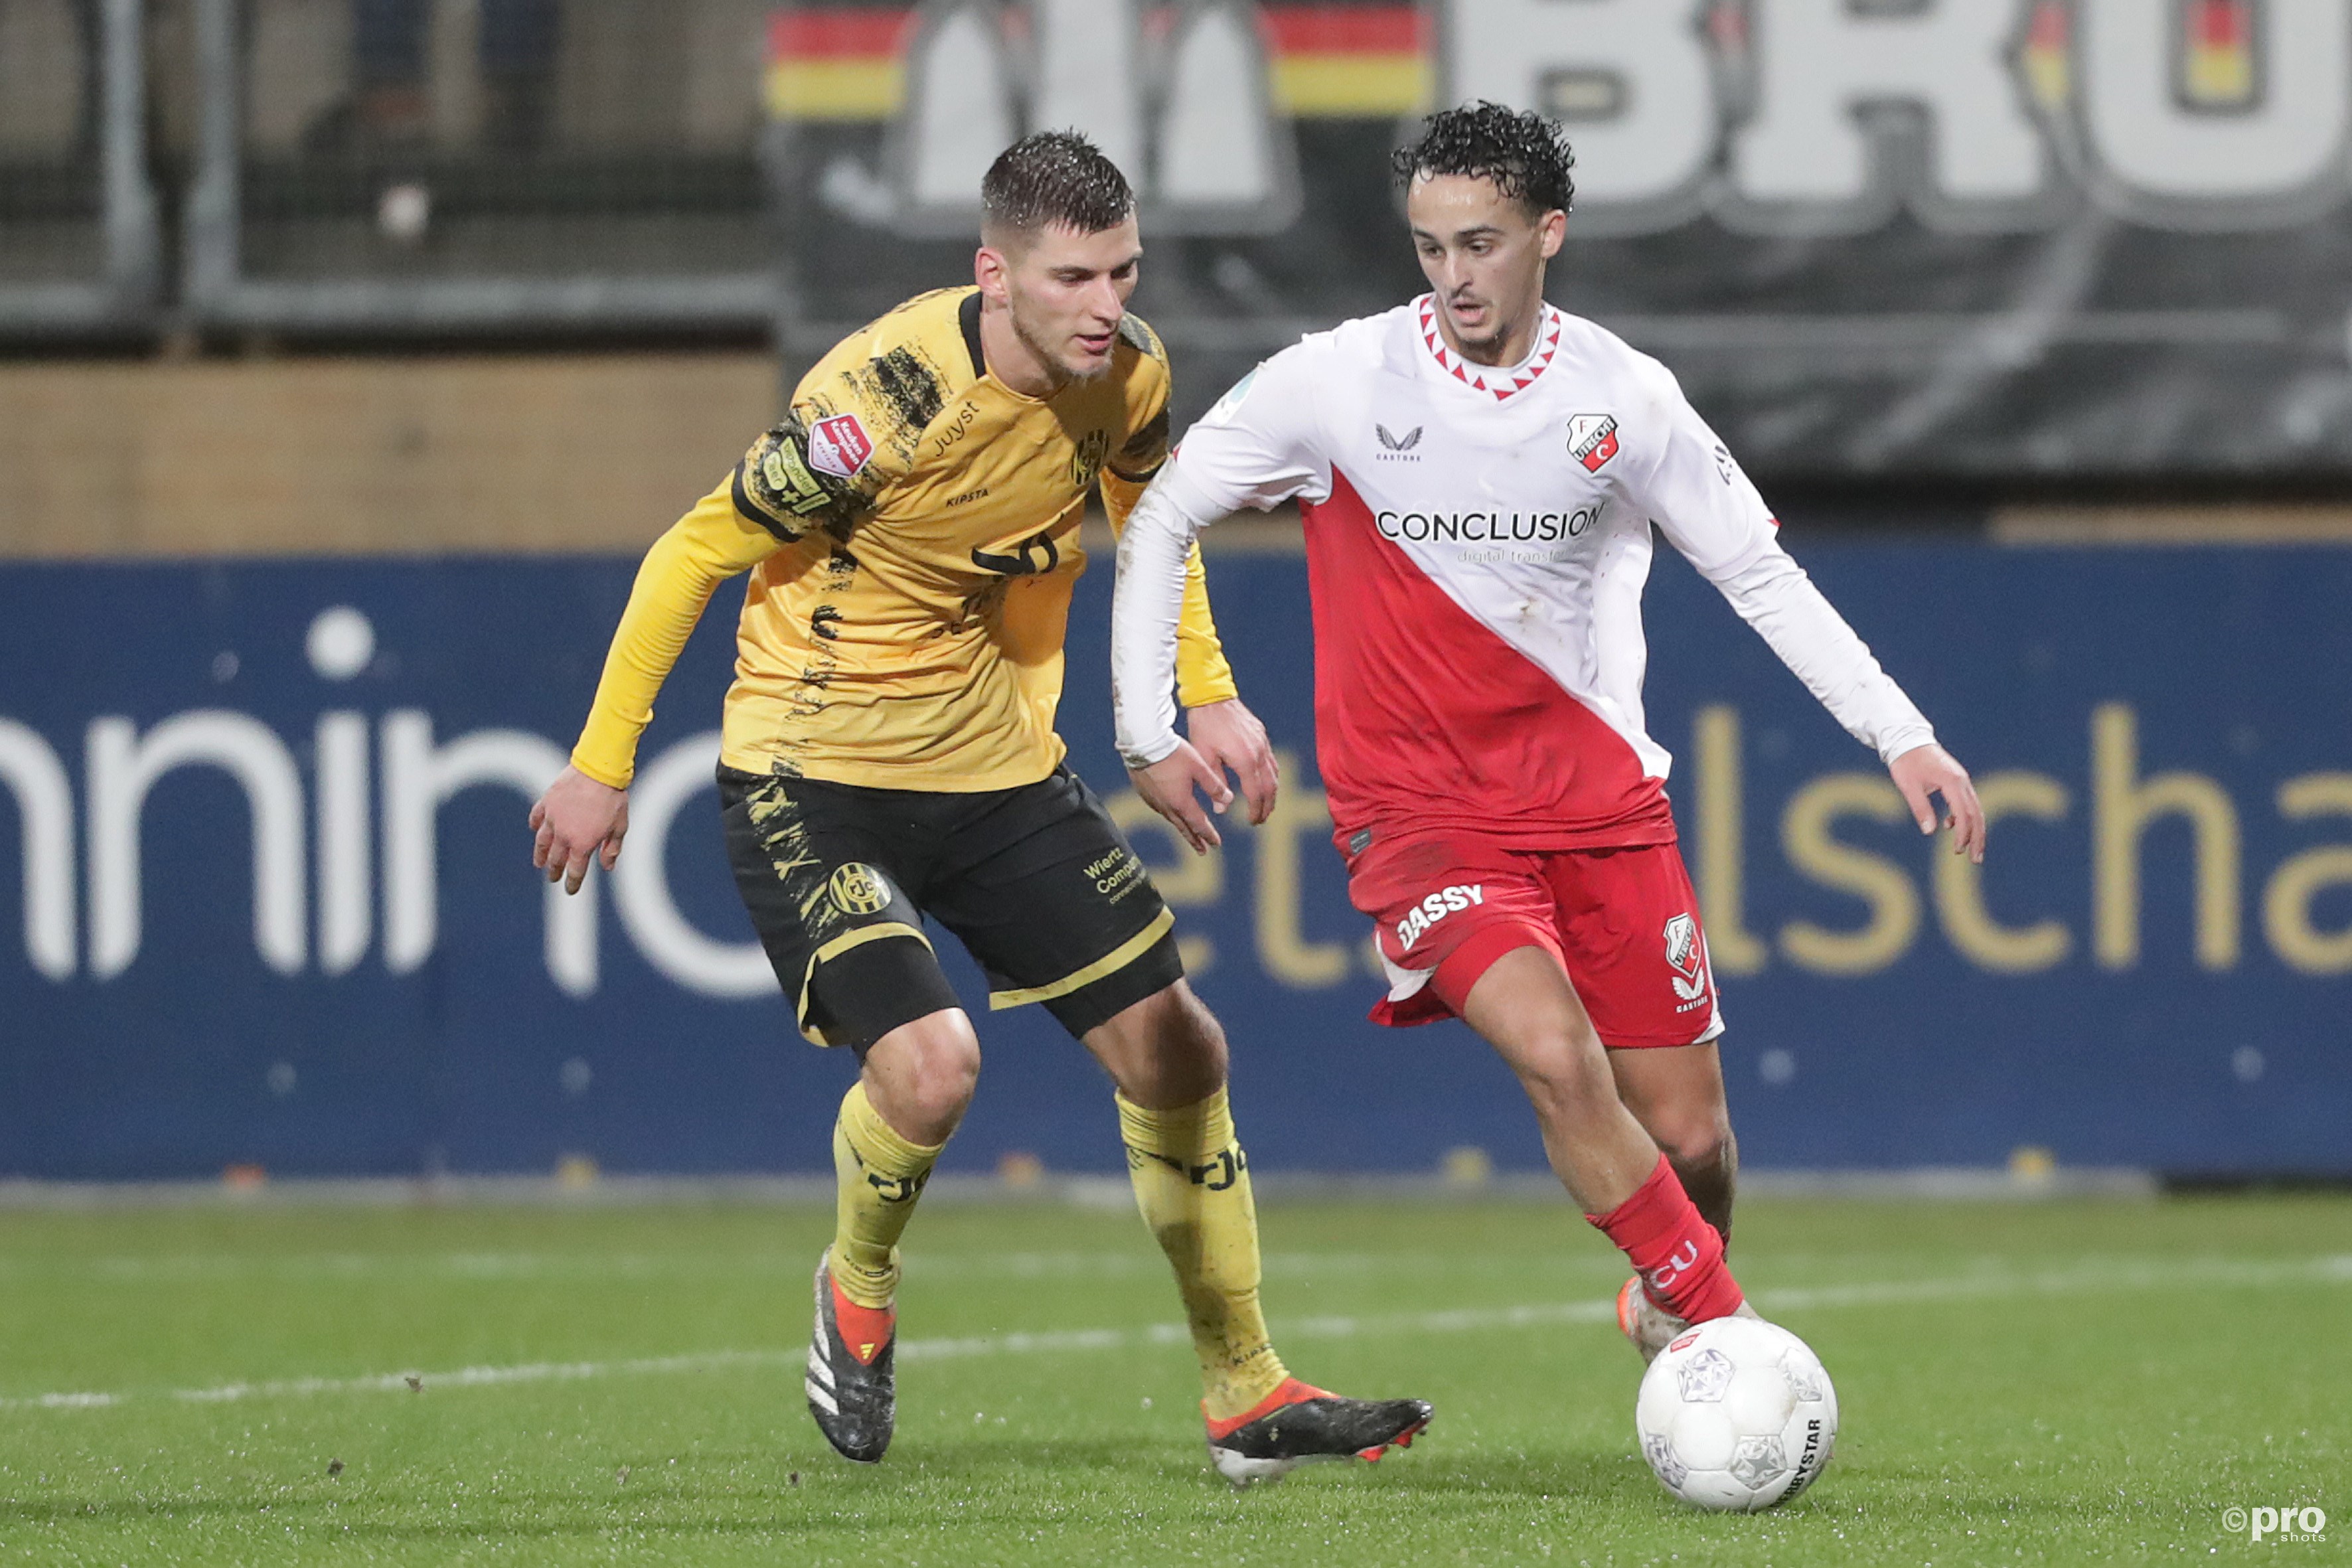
[1111,104,1986,1354]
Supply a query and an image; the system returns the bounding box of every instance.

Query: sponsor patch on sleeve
[805,413,876,481]
[735,414,870,541]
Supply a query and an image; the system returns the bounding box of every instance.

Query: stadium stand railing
[179,0,778,335]
[0,0,160,336]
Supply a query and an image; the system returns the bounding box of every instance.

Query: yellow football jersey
[571,287,1234,792]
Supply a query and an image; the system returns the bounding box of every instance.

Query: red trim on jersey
[1417,297,1563,402]
[1300,469,1677,850]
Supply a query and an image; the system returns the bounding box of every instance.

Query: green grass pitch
[1,1192,2345,1565]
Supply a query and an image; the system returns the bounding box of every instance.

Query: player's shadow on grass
[845,1439,1649,1506]
[1342,1449,1636,1501]
[623,1438,1650,1502]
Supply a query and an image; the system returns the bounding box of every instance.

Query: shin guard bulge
[1117,1087,1289,1421]
[830,1080,943,1312]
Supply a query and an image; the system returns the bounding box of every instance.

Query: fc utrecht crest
[1664,912,1707,1003]
[807,414,875,481]
[1569,414,1620,473]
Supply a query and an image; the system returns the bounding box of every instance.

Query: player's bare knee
[1089,982,1227,1108]
[866,1011,981,1137]
[1160,982,1229,1079]
[911,1024,982,1119]
[1653,1111,1733,1178]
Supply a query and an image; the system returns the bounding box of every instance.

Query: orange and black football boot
[806,1251,896,1464]
[1204,1376,1433,1487]
[1618,1274,1762,1365]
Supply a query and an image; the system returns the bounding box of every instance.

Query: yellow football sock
[830,1080,944,1311]
[1118,1086,1290,1421]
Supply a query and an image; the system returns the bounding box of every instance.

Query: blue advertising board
[1,542,2347,1179]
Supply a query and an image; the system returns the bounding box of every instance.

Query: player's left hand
[1890,744,1985,864]
[1182,698,1279,826]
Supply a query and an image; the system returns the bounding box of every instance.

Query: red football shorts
[1345,830,1723,1049]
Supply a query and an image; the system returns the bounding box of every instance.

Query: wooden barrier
[0,353,778,557]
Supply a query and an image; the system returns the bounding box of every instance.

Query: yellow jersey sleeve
[738,291,962,544]
[574,315,943,789]
[731,408,885,545]
[570,479,783,789]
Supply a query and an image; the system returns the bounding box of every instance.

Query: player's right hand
[530,765,630,894]
[1183,698,1279,827]
[1129,740,1233,854]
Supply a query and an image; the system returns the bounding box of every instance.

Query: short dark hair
[981,130,1135,241]
[1391,102,1577,216]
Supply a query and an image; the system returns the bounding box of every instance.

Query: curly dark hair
[982,129,1135,240]
[1391,102,1577,216]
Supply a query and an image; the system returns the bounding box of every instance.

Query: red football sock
[1587,1154,1745,1323]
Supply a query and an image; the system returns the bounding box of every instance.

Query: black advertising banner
[765,1,2352,480]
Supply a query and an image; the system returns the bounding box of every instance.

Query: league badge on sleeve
[1569,414,1620,473]
[807,414,876,481]
[1206,366,1260,425]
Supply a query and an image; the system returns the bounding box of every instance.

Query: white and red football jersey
[1113,295,1935,847]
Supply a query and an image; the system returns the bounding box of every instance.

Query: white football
[1634,1315,1838,1511]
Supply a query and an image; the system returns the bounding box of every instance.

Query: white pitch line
[6,1253,2345,1415]
[0,1249,1525,1285]
[1289,1253,2352,1343]
[169,1348,801,1407]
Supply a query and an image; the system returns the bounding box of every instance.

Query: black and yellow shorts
[718,764,1182,1050]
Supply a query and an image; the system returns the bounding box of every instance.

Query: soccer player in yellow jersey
[528,133,1430,1484]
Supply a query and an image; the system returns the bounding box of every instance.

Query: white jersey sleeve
[1620,358,1937,765]
[1152,348,1333,520]
[1111,349,1329,768]
[1111,473,1220,767]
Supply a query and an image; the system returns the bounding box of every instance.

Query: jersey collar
[1415,295,1563,402]
[958,289,988,379]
